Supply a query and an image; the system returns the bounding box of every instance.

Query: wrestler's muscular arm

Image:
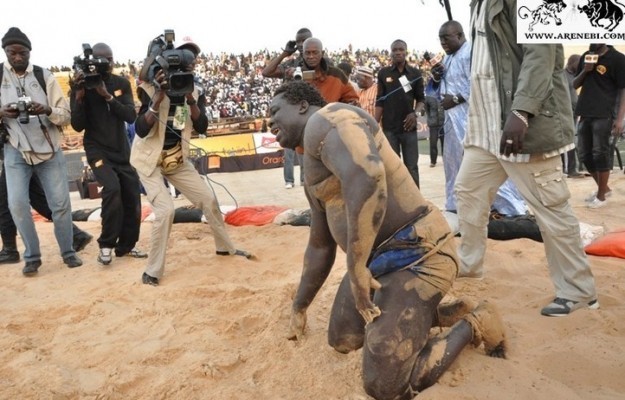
[319,124,386,323]
[288,200,337,340]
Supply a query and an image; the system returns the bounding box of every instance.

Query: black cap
[2,27,31,50]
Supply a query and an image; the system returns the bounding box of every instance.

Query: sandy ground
[1,159,624,400]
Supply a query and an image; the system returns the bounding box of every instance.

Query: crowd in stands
[51,47,439,123]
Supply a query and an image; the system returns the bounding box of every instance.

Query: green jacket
[471,0,575,154]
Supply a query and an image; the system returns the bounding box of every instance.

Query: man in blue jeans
[282,147,303,189]
[0,157,93,264]
[0,27,81,275]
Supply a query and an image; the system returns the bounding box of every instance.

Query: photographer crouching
[70,42,146,266]
[130,32,252,286]
[0,27,82,275]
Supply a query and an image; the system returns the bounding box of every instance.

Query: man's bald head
[303,38,324,70]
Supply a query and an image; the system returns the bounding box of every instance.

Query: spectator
[355,66,377,117]
[574,44,625,208]
[423,95,444,167]
[375,39,425,187]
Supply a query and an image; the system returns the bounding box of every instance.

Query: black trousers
[429,125,444,165]
[0,161,87,249]
[89,160,142,252]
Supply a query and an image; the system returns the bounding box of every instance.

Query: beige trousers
[455,146,596,302]
[137,160,236,279]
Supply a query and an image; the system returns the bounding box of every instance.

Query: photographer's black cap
[2,27,32,50]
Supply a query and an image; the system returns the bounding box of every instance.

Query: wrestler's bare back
[303,104,433,252]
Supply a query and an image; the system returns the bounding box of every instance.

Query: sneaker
[216,249,255,260]
[97,248,113,265]
[0,248,20,264]
[540,297,599,317]
[285,183,294,189]
[22,260,42,276]
[587,197,607,209]
[430,163,436,168]
[63,255,83,268]
[584,190,612,203]
[116,248,148,258]
[142,272,159,286]
[567,172,584,179]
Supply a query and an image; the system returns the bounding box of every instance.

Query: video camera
[140,29,195,98]
[73,43,110,90]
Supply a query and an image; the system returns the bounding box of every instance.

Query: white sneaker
[585,190,612,203]
[285,183,294,189]
[97,248,113,265]
[587,197,607,209]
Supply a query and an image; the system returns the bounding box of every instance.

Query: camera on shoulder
[73,43,110,89]
[139,29,195,99]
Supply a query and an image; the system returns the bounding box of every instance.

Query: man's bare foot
[437,297,478,327]
[463,300,507,358]
[287,310,307,340]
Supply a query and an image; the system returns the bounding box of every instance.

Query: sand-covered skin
[0,166,624,399]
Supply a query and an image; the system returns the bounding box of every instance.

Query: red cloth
[585,229,625,259]
[225,206,289,226]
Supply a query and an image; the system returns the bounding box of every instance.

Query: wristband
[187,99,197,106]
[105,95,114,102]
[149,106,158,114]
[511,110,529,128]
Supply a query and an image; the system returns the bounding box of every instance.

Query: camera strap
[18,115,56,164]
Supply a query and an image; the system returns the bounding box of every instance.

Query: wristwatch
[452,95,460,104]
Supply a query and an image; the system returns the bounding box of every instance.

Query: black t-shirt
[575,47,625,119]
[375,64,424,133]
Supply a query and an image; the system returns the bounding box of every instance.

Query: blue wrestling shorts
[368,206,430,278]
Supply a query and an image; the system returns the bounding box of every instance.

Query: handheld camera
[7,96,33,124]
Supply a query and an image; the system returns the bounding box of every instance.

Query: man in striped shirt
[456,0,598,317]
[355,66,377,117]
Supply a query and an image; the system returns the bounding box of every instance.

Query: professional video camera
[139,29,195,98]
[73,43,110,89]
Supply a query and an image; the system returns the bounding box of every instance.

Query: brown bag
[159,143,183,173]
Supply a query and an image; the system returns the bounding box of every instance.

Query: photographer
[0,27,82,275]
[70,42,146,266]
[262,27,311,80]
[131,36,251,286]
[262,27,313,189]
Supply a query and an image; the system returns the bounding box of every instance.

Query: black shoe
[73,232,93,252]
[0,248,20,264]
[64,255,83,268]
[215,249,254,260]
[142,272,159,286]
[22,260,42,276]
